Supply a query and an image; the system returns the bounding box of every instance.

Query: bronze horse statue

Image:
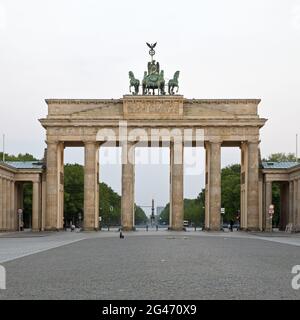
[129,71,140,95]
[168,71,180,95]
[142,70,165,95]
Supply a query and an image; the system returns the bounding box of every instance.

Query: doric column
[289,181,294,225]
[240,142,248,229]
[205,141,221,231]
[41,174,47,231]
[247,141,260,230]
[295,179,300,226]
[258,174,263,231]
[2,179,6,230]
[0,178,3,230]
[15,183,24,231]
[5,179,11,231]
[265,181,272,232]
[169,141,184,231]
[84,141,99,231]
[32,182,40,231]
[9,180,15,231]
[121,141,135,231]
[279,182,289,230]
[58,143,64,230]
[293,180,298,227]
[45,141,59,230]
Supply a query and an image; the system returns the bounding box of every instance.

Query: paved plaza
[0,230,300,300]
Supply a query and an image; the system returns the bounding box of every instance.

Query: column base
[83,227,99,231]
[44,227,62,231]
[246,227,261,232]
[121,226,136,231]
[204,228,221,231]
[168,227,185,231]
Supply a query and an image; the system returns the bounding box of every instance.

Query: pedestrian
[156,224,158,231]
[230,219,234,232]
[146,224,148,231]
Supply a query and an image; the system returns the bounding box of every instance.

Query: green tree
[221,164,241,221]
[159,197,205,226]
[135,206,148,225]
[64,164,84,223]
[99,182,121,225]
[0,152,38,161]
[159,203,170,224]
[262,153,297,162]
[184,198,205,225]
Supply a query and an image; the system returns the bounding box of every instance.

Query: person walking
[230,219,234,232]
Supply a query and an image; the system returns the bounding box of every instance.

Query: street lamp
[108,206,113,231]
[17,208,23,232]
[99,207,102,231]
[78,213,82,229]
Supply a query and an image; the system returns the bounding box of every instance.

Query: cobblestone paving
[0,231,300,300]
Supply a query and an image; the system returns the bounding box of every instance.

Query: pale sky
[1,0,300,212]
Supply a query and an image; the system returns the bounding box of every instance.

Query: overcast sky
[1,0,300,212]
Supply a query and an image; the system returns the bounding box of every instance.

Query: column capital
[247,139,260,145]
[46,140,59,145]
[120,140,136,146]
[84,140,97,145]
[206,139,222,145]
[84,141,101,149]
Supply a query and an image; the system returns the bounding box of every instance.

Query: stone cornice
[45,99,122,105]
[40,118,267,128]
[184,99,261,105]
[45,97,261,105]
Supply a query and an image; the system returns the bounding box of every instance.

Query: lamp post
[99,207,103,231]
[150,199,155,227]
[221,207,225,230]
[78,213,82,230]
[108,206,113,231]
[17,208,23,232]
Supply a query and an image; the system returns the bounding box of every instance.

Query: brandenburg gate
[39,43,266,232]
[40,95,266,231]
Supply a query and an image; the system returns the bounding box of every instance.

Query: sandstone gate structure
[39,96,266,231]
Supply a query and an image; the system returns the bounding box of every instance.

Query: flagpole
[296,133,298,162]
[2,134,5,162]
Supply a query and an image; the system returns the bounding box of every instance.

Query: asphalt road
[0,232,300,300]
